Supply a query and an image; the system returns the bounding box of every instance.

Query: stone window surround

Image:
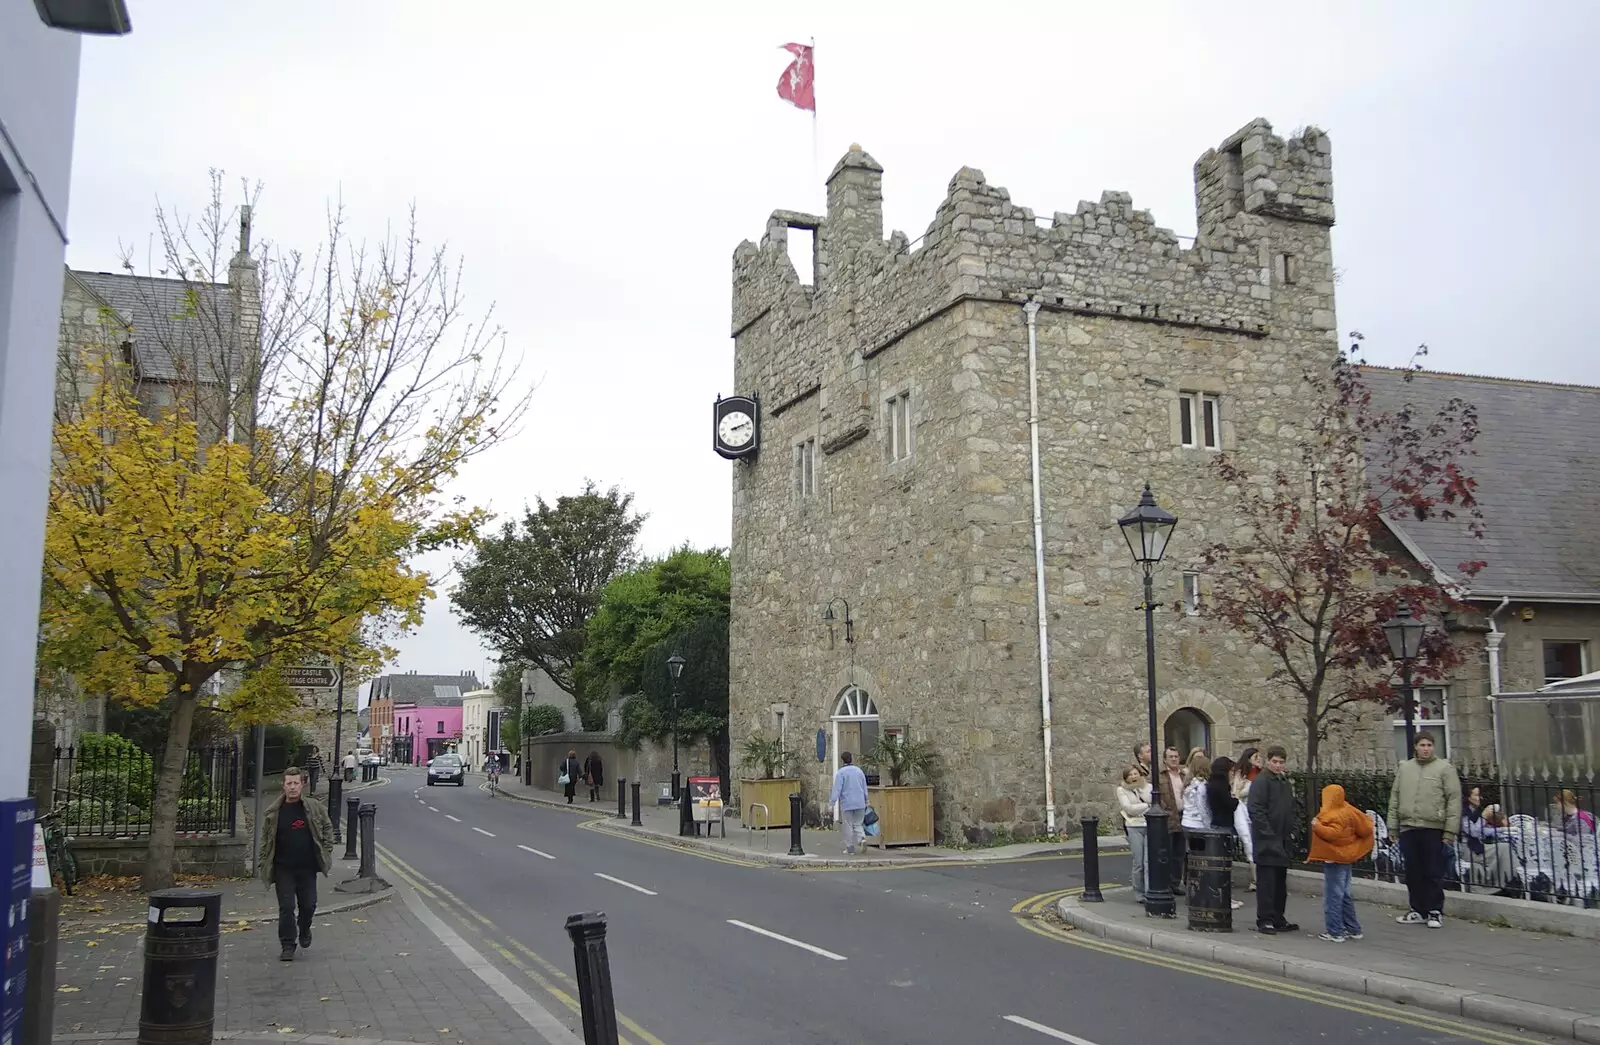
[1167,377,1237,452]
[883,382,915,467]
[1181,571,1202,615]
[794,436,817,499]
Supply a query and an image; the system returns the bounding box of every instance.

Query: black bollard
[1080,816,1104,902]
[139,889,221,1045]
[630,781,642,826]
[564,912,620,1045]
[328,776,343,844]
[344,796,360,861]
[357,803,377,878]
[787,793,804,856]
[1144,805,1176,918]
[679,779,695,837]
[24,887,60,1045]
[616,778,627,819]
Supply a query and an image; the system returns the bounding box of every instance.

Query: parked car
[361,753,381,766]
[427,753,465,786]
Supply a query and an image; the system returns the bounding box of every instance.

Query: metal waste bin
[1186,827,1233,933]
[139,888,221,1045]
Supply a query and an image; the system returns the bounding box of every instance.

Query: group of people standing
[1115,735,1465,941]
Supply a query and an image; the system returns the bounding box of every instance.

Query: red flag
[776,42,815,112]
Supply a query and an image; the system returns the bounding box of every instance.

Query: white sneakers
[1397,910,1443,928]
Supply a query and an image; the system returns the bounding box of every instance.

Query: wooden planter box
[866,785,934,847]
[740,777,800,829]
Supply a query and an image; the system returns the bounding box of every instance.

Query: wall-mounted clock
[713,395,760,460]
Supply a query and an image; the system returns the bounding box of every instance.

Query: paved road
[379,767,1555,1045]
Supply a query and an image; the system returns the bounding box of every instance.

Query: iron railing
[1283,760,1599,907]
[52,742,239,837]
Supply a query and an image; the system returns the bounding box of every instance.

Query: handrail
[746,803,770,850]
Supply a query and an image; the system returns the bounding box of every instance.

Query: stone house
[727,118,1346,841]
[1366,369,1600,766]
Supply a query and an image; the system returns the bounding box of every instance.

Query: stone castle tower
[728,118,1339,841]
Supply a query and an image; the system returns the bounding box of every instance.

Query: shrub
[522,704,566,738]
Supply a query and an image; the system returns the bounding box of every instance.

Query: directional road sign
[283,665,340,689]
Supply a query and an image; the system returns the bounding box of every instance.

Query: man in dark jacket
[260,767,335,961]
[1247,745,1298,935]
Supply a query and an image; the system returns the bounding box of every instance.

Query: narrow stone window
[1274,253,1299,285]
[1182,572,1202,616]
[886,391,913,462]
[1179,392,1221,451]
[788,227,815,286]
[794,438,816,497]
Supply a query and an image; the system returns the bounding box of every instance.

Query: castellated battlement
[732,119,1335,419]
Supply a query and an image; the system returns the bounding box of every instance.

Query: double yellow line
[378,845,669,1045]
[1011,890,1548,1045]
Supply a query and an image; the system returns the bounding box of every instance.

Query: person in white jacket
[1116,766,1152,903]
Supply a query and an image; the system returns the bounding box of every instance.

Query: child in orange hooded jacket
[1309,784,1374,942]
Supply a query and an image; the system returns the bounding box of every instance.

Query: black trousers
[274,869,318,946]
[1399,827,1446,915]
[1255,864,1289,927]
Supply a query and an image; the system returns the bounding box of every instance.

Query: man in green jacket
[1387,735,1460,928]
[260,767,335,961]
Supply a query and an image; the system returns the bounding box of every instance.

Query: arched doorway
[830,685,880,788]
[1164,706,1213,759]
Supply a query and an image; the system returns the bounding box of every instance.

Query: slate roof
[370,673,482,706]
[1363,367,1600,599]
[70,270,235,384]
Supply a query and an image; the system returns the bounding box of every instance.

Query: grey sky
[63,1,1600,691]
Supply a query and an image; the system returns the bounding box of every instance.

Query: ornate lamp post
[822,598,854,646]
[1118,483,1179,919]
[1382,601,1428,754]
[667,651,685,800]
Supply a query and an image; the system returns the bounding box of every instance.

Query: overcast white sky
[63,1,1600,694]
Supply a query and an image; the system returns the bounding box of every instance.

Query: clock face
[718,411,755,447]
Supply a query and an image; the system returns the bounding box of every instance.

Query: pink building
[393,702,464,765]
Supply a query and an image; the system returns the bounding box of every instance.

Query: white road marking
[518,845,555,860]
[446,814,462,822]
[1003,1015,1101,1044]
[593,873,656,895]
[428,806,439,812]
[395,881,577,1044]
[473,827,496,837]
[725,919,846,961]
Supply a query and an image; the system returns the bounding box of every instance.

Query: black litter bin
[139,888,222,1045]
[1186,827,1234,933]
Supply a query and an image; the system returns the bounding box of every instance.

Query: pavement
[1059,878,1600,1041]
[496,774,1123,867]
[51,764,1584,1044]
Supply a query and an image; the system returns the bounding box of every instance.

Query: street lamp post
[1118,483,1179,919]
[667,651,685,801]
[1382,601,1428,754]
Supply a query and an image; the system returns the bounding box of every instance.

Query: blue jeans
[1322,862,1362,937]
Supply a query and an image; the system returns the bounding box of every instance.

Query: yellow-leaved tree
[42,180,528,889]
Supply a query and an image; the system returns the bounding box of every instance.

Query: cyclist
[484,755,501,793]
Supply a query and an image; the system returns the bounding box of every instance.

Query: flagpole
[810,36,819,198]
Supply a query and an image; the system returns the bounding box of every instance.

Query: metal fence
[1284,759,1599,908]
[52,742,239,837]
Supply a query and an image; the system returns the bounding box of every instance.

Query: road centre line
[726,919,847,961]
[473,827,496,837]
[518,844,556,860]
[446,814,462,822]
[427,806,439,812]
[1003,1015,1101,1044]
[593,872,656,895]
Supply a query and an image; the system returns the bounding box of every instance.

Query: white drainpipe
[1486,596,1512,695]
[1023,299,1057,837]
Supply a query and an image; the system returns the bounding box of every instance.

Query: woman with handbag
[559,749,581,804]
[583,751,605,803]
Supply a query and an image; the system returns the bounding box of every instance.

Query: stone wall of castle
[730,120,1346,840]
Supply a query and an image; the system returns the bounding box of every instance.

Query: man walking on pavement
[260,767,334,961]
[305,747,326,794]
[829,751,869,855]
[1388,734,1460,928]
[1248,745,1298,935]
[342,750,358,783]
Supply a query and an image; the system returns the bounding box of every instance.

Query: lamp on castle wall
[1382,602,1428,754]
[1118,483,1179,919]
[822,598,854,645]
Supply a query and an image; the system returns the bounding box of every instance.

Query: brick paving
[54,892,532,1043]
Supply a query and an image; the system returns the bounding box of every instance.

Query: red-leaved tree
[1199,337,1487,768]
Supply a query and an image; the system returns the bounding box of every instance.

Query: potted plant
[864,734,938,847]
[738,732,799,830]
